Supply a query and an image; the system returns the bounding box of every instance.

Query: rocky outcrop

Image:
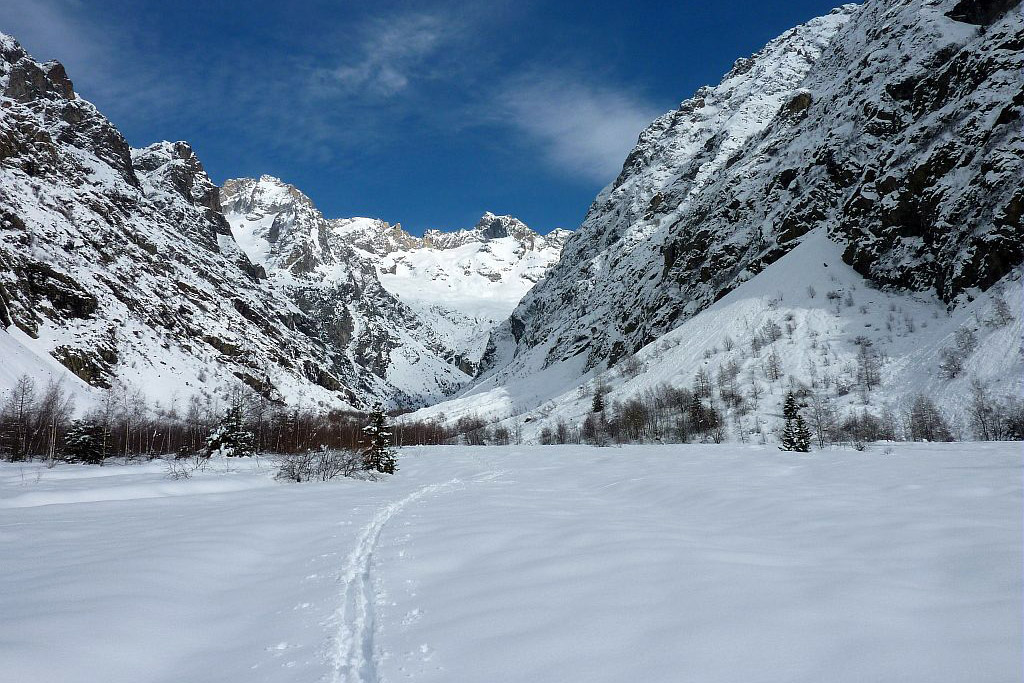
[487,0,1023,377]
[420,212,564,250]
[0,33,469,409]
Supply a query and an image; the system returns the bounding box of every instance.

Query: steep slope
[373,214,570,371]
[412,231,1022,441]
[487,0,1022,380]
[221,179,567,385]
[0,36,467,410]
[417,0,1023,438]
[226,197,570,374]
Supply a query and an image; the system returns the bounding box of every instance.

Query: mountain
[412,0,1023,435]
[2,0,1020,432]
[371,214,569,373]
[486,0,1022,377]
[221,176,568,380]
[0,35,563,411]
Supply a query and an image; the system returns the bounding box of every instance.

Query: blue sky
[3,0,846,234]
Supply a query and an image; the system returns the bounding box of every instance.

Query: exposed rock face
[220,175,477,405]
[486,0,1023,377]
[420,212,558,250]
[329,217,421,256]
[223,181,571,378]
[0,34,468,408]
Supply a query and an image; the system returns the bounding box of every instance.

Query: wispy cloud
[1,2,661,186]
[491,70,661,183]
[311,13,453,99]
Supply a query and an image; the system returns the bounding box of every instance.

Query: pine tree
[780,416,800,451]
[205,403,255,457]
[63,419,108,464]
[592,389,605,414]
[362,403,396,474]
[780,392,810,452]
[794,414,812,452]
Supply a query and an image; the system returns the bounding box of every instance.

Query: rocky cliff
[0,35,473,409]
[488,0,1022,378]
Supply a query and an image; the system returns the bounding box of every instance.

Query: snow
[0,327,95,408]
[377,234,563,359]
[1,442,1020,683]
[413,229,1023,443]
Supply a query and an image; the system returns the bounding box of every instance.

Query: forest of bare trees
[0,377,453,464]
[2,365,1022,465]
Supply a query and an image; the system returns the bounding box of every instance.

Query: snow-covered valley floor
[1,443,1020,683]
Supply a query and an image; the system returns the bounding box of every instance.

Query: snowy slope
[487,0,1022,381]
[411,230,1022,442]
[373,215,569,368]
[2,443,1020,683]
[409,0,1024,438]
[0,32,479,413]
[224,189,570,374]
[219,175,478,406]
[0,36,366,411]
[0,30,565,412]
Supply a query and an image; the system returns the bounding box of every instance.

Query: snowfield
[1,443,1020,683]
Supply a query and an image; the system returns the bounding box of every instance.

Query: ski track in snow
[328,479,462,683]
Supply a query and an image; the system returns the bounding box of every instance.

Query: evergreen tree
[63,419,108,464]
[782,392,799,421]
[362,403,396,474]
[794,414,812,452]
[780,392,810,452]
[592,389,605,414]
[781,416,800,451]
[688,394,706,433]
[204,403,255,457]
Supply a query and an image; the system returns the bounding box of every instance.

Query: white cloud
[493,71,661,183]
[315,13,450,98]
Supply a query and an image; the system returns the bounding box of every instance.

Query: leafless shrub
[275,447,365,483]
[619,355,647,379]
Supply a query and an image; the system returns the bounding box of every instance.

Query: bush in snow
[492,424,511,446]
[582,411,612,446]
[618,355,647,379]
[761,319,783,343]
[938,327,979,379]
[838,409,897,444]
[275,447,364,483]
[907,395,953,442]
[968,379,1024,441]
[985,294,1014,328]
[938,347,965,379]
[853,337,881,396]
[455,414,490,445]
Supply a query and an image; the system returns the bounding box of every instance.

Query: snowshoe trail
[329,480,460,683]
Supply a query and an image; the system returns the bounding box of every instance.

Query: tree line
[0,377,449,464]
[3,369,1022,464]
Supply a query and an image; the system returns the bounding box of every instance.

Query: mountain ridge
[0,36,565,411]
